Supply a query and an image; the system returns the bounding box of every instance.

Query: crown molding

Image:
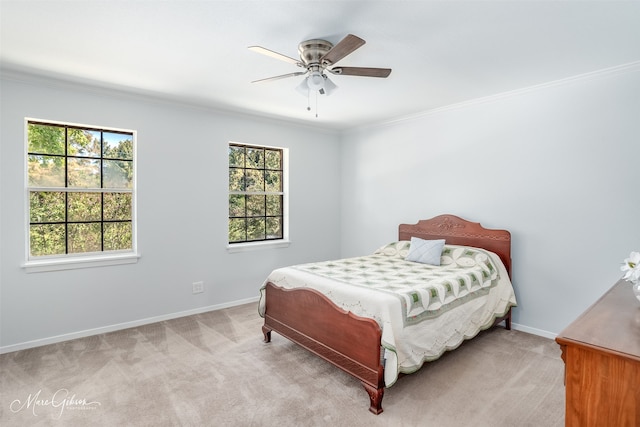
[348,61,640,133]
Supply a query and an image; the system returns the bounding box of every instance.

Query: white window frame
[22,118,139,273]
[226,142,290,253]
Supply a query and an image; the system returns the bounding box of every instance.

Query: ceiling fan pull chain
[315,91,319,118]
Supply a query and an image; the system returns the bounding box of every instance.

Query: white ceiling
[1,1,639,130]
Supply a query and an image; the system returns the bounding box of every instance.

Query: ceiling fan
[248,34,391,96]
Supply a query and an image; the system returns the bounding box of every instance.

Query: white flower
[621,251,640,284]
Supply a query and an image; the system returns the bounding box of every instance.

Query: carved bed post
[362,382,384,415]
[262,325,272,343]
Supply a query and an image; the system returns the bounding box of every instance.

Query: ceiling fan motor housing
[298,39,334,66]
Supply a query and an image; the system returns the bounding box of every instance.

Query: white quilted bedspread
[259,243,517,387]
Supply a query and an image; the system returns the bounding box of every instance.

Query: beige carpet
[0,303,565,426]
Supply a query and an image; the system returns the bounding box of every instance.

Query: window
[228,143,286,245]
[26,119,136,265]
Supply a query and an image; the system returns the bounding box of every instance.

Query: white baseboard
[1,301,558,354]
[511,322,557,340]
[0,296,260,354]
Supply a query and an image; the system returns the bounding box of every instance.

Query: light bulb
[307,71,325,91]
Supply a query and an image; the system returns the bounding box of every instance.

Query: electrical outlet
[192,281,204,294]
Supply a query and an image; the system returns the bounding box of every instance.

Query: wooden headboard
[398,214,512,277]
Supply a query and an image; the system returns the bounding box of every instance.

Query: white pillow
[405,237,446,266]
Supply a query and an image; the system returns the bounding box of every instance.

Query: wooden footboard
[262,282,385,414]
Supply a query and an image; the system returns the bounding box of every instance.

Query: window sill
[23,252,141,273]
[226,240,291,253]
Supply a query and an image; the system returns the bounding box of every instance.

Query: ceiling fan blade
[320,34,365,65]
[329,67,392,78]
[248,46,302,66]
[251,71,307,83]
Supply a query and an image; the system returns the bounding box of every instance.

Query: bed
[258,214,517,414]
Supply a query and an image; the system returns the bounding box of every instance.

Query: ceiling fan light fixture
[307,71,325,91]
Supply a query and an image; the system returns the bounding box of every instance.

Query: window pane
[68,192,102,221]
[30,224,66,256]
[265,170,282,192]
[265,149,281,170]
[104,222,132,251]
[229,194,245,217]
[68,129,101,158]
[68,223,102,253]
[67,158,100,188]
[246,148,264,169]
[266,217,282,239]
[246,195,265,217]
[103,159,133,188]
[228,146,245,167]
[28,123,65,155]
[104,192,132,220]
[266,195,282,216]
[245,169,264,192]
[247,218,265,240]
[28,155,65,187]
[30,191,65,223]
[229,168,245,192]
[229,218,246,242]
[103,132,133,159]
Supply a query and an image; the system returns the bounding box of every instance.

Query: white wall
[339,64,640,336]
[0,75,342,351]
[2,63,639,351]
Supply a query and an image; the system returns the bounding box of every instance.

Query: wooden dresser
[555,279,640,427]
